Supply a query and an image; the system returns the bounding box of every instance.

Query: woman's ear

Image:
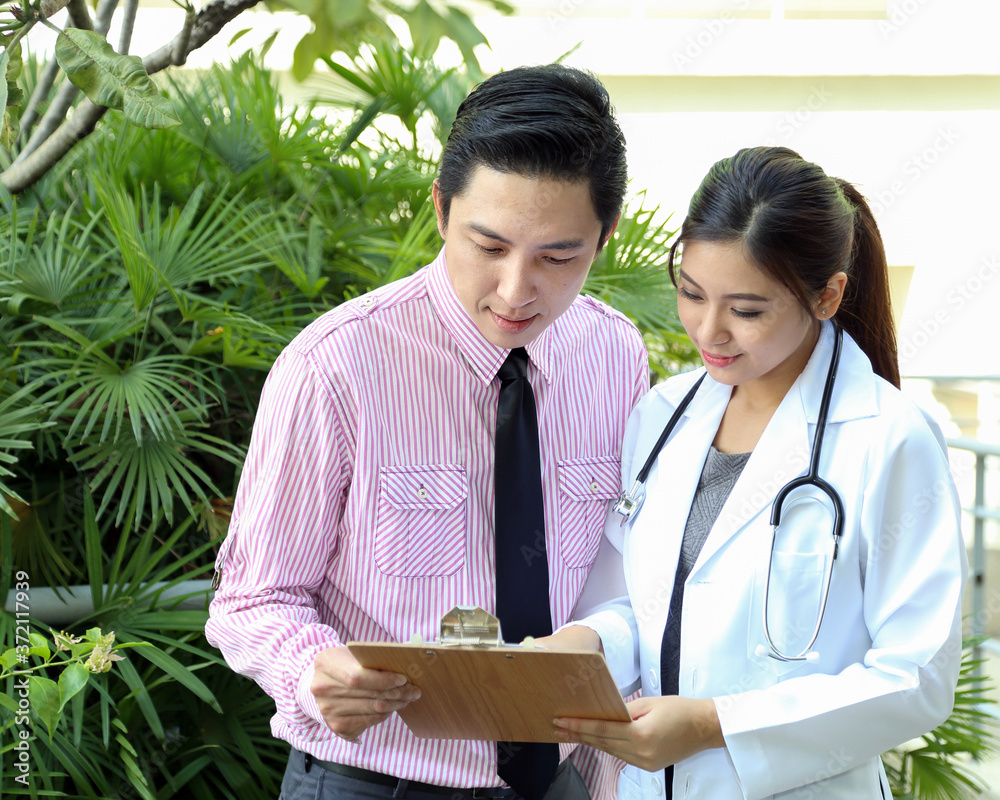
[815,271,848,319]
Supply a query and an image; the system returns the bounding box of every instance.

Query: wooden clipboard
[347,607,630,743]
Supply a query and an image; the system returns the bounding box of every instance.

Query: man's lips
[491,311,535,334]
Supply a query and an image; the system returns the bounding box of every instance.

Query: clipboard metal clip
[439,606,504,647]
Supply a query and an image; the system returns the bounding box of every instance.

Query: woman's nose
[700,307,730,346]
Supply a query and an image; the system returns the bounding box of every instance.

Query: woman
[549,147,968,798]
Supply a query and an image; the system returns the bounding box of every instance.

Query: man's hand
[311,645,421,741]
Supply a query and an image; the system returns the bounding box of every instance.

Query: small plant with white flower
[0,626,147,739]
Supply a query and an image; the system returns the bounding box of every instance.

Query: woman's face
[676,240,822,399]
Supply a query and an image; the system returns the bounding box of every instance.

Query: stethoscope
[612,324,845,663]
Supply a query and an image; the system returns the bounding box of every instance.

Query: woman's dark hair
[668,146,900,388]
[436,63,628,244]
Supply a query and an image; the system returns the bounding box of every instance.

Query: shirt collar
[426,247,558,385]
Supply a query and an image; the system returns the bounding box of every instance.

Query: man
[206,63,648,800]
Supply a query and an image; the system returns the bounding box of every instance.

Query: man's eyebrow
[678,269,770,302]
[467,222,587,251]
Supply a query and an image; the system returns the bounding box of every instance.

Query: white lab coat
[577,323,968,799]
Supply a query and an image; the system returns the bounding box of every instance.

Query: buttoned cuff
[295,645,332,729]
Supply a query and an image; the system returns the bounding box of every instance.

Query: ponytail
[835,180,900,388]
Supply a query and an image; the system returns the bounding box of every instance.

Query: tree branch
[143,0,261,74]
[13,0,120,163]
[65,0,94,31]
[171,6,196,66]
[117,0,139,53]
[1,0,262,195]
[15,57,61,147]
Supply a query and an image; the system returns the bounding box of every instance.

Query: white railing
[948,437,1000,719]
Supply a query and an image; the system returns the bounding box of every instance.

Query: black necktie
[493,347,558,800]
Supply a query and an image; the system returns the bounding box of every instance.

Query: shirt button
[589,480,601,493]
[416,486,428,499]
[648,669,659,690]
[360,297,376,308]
[653,777,664,795]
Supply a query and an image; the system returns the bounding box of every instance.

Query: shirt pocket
[557,456,621,569]
[374,465,468,577]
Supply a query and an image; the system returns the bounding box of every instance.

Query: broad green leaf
[404,0,446,57]
[28,675,60,739]
[57,663,89,712]
[292,31,323,83]
[28,633,51,661]
[54,28,179,129]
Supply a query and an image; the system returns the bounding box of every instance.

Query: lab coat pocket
[557,456,621,568]
[747,550,828,677]
[617,764,649,800]
[374,465,468,577]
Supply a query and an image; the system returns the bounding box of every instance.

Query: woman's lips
[701,350,741,368]
[491,311,535,334]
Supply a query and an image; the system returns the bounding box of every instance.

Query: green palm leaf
[68,420,242,525]
[0,380,52,517]
[586,193,685,338]
[45,353,216,444]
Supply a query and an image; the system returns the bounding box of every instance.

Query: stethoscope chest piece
[613,480,644,526]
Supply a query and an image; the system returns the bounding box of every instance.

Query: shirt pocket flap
[380,466,468,511]
[557,456,621,502]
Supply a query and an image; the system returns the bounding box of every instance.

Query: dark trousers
[278,748,590,800]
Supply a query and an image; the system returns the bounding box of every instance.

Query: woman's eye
[732,309,763,319]
[679,287,701,301]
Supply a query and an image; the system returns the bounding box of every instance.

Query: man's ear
[432,180,447,239]
[594,215,621,259]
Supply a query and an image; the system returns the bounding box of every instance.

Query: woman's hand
[532,624,603,653]
[553,695,725,772]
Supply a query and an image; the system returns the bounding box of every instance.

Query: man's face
[433,165,613,349]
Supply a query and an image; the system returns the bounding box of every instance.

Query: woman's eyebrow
[678,269,770,302]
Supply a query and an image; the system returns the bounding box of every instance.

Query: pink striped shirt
[206,248,647,790]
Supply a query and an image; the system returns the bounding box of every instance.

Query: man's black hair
[436,63,627,243]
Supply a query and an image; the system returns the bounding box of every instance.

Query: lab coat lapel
[694,385,812,571]
[691,323,875,574]
[628,376,729,637]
